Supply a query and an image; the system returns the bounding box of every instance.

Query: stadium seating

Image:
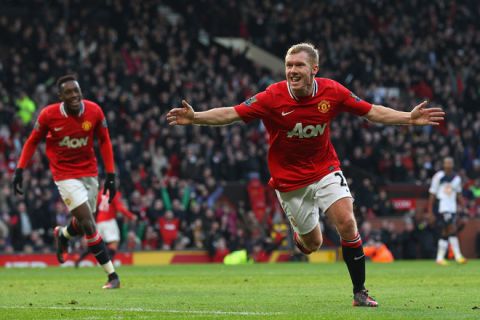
[0,0,479,259]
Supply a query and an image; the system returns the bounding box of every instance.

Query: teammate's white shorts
[55,177,99,212]
[275,171,353,235]
[97,219,120,243]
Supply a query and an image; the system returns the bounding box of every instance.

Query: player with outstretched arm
[12,75,121,289]
[167,43,445,306]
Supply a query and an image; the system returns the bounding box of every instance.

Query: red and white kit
[96,190,135,243]
[234,78,372,233]
[17,100,114,211]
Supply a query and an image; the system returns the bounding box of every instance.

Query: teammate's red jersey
[234,78,372,192]
[17,100,114,181]
[96,189,135,223]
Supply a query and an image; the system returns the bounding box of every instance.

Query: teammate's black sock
[341,233,366,294]
[65,218,82,238]
[107,248,116,261]
[108,272,119,281]
[86,232,111,265]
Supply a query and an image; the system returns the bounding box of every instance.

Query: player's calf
[64,218,83,238]
[85,231,120,289]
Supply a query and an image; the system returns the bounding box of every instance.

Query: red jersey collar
[60,101,85,117]
[287,78,318,102]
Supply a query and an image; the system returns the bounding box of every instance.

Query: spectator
[1,0,478,256]
[158,210,180,250]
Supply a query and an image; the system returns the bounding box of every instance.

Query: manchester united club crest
[82,121,92,131]
[318,100,330,113]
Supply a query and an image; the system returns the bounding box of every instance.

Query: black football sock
[341,233,366,294]
[64,218,82,239]
[107,247,117,261]
[108,272,119,281]
[85,232,113,271]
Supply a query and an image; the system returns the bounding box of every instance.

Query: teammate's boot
[456,256,467,264]
[293,232,312,255]
[353,289,378,307]
[102,273,120,289]
[53,226,69,264]
[436,259,449,266]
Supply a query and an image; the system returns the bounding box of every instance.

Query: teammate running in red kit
[12,75,121,289]
[167,43,445,306]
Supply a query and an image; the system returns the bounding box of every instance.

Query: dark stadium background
[0,0,479,263]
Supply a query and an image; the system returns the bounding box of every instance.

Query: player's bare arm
[364,101,445,126]
[167,100,241,126]
[427,193,436,216]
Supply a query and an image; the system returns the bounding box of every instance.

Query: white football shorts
[97,219,120,243]
[55,177,99,212]
[275,170,353,235]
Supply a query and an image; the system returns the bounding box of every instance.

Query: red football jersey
[17,100,114,181]
[234,78,372,192]
[96,189,135,223]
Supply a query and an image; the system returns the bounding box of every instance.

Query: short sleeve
[453,176,462,193]
[335,82,372,116]
[429,173,440,195]
[234,90,271,123]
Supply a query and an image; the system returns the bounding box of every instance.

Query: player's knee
[304,237,323,252]
[336,217,357,239]
[310,238,323,252]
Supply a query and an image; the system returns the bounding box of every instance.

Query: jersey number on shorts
[334,172,347,186]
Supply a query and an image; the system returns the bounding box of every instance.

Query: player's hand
[12,168,24,196]
[104,173,116,203]
[409,101,445,126]
[166,100,195,126]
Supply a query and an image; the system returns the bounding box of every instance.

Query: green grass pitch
[0,261,479,319]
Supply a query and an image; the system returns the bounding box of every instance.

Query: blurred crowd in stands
[0,0,479,260]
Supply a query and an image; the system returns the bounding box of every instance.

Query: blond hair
[286,43,319,66]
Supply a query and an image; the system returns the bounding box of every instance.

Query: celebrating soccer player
[428,157,467,265]
[12,75,121,289]
[167,43,445,307]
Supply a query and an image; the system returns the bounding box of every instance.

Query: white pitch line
[0,305,283,316]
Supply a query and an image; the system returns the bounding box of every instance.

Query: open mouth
[289,75,301,85]
[69,98,81,106]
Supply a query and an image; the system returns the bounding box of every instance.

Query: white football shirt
[429,170,462,213]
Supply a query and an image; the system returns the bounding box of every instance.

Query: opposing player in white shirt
[428,157,466,265]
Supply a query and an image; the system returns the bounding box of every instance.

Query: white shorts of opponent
[97,219,121,243]
[55,177,99,212]
[275,170,353,235]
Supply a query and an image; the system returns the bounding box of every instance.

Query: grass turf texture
[0,261,478,320]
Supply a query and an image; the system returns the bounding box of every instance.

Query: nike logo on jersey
[353,255,365,261]
[54,127,63,132]
[281,110,295,116]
